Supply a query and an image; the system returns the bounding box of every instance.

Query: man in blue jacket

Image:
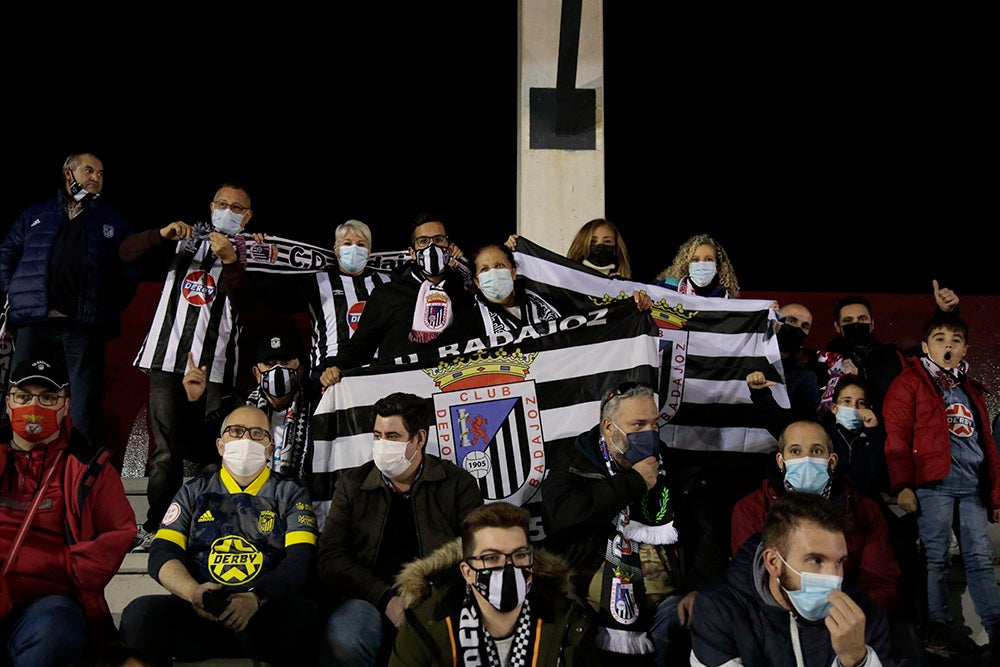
[0,153,146,446]
[690,491,895,666]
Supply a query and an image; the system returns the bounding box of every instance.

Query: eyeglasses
[466,548,534,570]
[212,200,250,215]
[222,424,272,443]
[413,234,449,249]
[600,381,642,411]
[8,391,67,407]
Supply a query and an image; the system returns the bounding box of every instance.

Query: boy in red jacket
[883,312,1000,659]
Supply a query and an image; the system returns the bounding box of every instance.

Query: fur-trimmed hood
[395,538,575,608]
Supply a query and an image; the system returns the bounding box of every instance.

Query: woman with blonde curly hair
[656,234,740,298]
[565,218,632,279]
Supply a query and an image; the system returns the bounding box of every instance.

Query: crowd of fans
[1,153,998,666]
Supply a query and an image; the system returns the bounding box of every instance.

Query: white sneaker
[131,525,154,553]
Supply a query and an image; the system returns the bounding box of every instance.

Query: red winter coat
[883,355,1000,510]
[0,428,135,646]
[730,476,902,619]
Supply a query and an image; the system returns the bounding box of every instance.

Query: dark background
[3,10,993,296]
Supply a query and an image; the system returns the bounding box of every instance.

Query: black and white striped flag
[310,300,661,535]
[511,236,787,454]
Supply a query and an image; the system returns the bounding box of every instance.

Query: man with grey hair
[0,152,151,447]
[541,381,727,665]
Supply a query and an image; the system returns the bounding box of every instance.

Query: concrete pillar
[517,0,605,258]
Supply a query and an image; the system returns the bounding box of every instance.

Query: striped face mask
[473,563,532,613]
[260,365,298,399]
[417,244,450,277]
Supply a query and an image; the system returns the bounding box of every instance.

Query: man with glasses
[318,211,474,388]
[180,326,325,518]
[541,381,728,665]
[0,353,135,666]
[119,405,321,666]
[120,181,256,551]
[316,391,483,665]
[391,501,599,665]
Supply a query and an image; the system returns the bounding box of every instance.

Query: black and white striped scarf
[460,594,535,667]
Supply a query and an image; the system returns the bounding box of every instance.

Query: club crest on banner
[424,349,545,505]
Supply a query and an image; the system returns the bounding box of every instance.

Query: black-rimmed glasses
[466,548,534,570]
[222,424,272,443]
[413,234,449,249]
[8,391,67,407]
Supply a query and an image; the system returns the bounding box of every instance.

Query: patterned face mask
[260,365,298,399]
[417,244,450,277]
[472,562,532,612]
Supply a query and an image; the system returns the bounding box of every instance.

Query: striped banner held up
[309,301,661,535]
[511,237,787,454]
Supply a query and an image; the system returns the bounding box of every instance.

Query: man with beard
[691,491,895,666]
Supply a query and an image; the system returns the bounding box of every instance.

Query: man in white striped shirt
[122,182,254,551]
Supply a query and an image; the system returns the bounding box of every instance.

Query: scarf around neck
[921,355,968,392]
[458,592,536,667]
[593,438,678,655]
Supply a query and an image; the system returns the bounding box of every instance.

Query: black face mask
[777,324,807,354]
[587,243,617,268]
[841,322,873,346]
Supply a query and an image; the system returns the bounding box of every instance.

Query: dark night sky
[4,11,994,296]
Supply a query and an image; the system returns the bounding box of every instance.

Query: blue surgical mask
[835,406,864,432]
[338,245,370,274]
[778,553,843,621]
[688,261,717,287]
[477,268,515,302]
[211,208,244,236]
[782,456,830,494]
[611,422,660,465]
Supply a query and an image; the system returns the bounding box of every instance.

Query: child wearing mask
[827,374,887,501]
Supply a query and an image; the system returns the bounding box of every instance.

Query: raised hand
[182,351,208,402]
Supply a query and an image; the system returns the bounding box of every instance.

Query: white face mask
[373,438,414,479]
[212,208,244,236]
[338,245,370,274]
[477,268,515,302]
[223,438,268,477]
[688,260,717,287]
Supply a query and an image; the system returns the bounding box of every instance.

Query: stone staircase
[112,476,269,667]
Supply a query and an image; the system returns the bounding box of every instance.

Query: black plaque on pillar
[529,87,596,150]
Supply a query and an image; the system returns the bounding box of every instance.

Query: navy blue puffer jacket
[0,193,139,339]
